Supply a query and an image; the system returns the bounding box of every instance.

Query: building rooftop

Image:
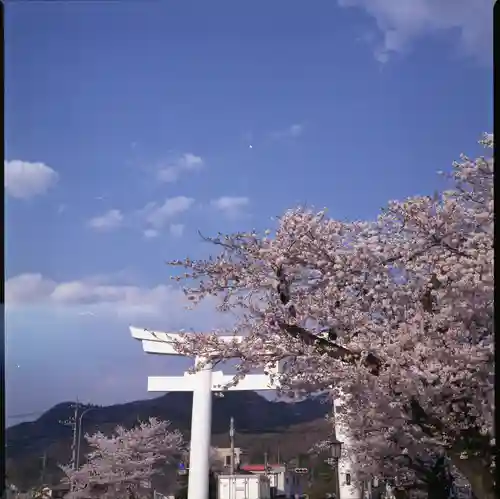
[240,464,285,472]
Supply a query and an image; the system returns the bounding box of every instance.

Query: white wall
[334,395,363,499]
[213,447,243,468]
[246,469,288,496]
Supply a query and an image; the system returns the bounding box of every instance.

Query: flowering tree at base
[331,386,473,499]
[167,134,494,499]
[60,417,184,499]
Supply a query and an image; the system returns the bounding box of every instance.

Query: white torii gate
[130,327,279,499]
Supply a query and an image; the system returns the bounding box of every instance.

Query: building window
[345,473,351,486]
[224,455,231,466]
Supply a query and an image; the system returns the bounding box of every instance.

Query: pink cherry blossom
[61,417,184,498]
[168,133,493,499]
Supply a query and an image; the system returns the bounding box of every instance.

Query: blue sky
[5,0,493,423]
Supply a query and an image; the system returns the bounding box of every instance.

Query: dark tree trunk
[449,455,495,499]
[393,488,410,499]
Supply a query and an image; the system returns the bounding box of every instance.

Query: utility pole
[229,417,235,475]
[264,452,269,477]
[70,402,79,470]
[58,400,80,493]
[40,452,47,485]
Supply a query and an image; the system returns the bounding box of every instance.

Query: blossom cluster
[61,418,184,499]
[168,134,494,497]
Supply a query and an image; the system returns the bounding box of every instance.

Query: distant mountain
[6,391,332,491]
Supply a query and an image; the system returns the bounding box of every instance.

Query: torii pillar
[130,327,279,499]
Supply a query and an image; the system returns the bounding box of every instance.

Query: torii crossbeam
[130,327,279,499]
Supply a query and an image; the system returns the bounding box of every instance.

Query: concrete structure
[131,327,367,499]
[333,395,362,499]
[218,474,271,499]
[130,327,279,499]
[239,464,294,498]
[214,447,243,468]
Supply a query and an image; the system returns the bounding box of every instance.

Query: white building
[218,474,271,499]
[213,447,243,469]
[239,464,300,498]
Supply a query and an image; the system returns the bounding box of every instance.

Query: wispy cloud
[269,123,305,140]
[338,0,493,64]
[157,153,204,183]
[87,209,124,231]
[141,196,195,229]
[5,271,233,417]
[211,196,250,219]
[143,229,159,239]
[5,160,59,199]
[169,223,185,238]
[87,197,194,237]
[5,272,223,323]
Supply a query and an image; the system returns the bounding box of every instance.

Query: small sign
[294,468,308,474]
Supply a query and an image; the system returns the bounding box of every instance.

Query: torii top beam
[130,326,244,356]
[130,326,281,390]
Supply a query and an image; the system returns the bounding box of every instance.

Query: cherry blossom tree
[337,403,470,499]
[60,417,185,499]
[166,134,494,499]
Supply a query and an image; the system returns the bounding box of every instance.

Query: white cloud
[5,272,208,321]
[211,196,250,219]
[288,124,305,137]
[86,197,194,236]
[4,273,57,304]
[5,160,59,199]
[87,209,124,231]
[142,196,194,229]
[5,272,233,419]
[211,196,249,211]
[157,153,204,183]
[337,0,493,64]
[169,223,185,238]
[181,153,204,170]
[143,229,159,239]
[269,124,305,140]
[157,167,179,183]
